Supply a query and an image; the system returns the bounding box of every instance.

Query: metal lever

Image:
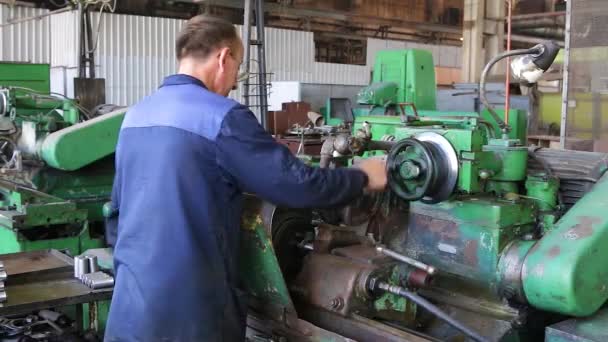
[376,245,436,275]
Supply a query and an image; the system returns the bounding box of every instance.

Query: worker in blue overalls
[104,14,387,341]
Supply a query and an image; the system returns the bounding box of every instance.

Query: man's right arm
[215,105,386,208]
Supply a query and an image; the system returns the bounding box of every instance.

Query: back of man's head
[176,15,239,61]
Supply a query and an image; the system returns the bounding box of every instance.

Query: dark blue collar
[160,74,207,89]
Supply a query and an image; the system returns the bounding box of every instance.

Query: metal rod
[504,0,513,123]
[376,246,436,275]
[242,0,252,106]
[479,48,539,133]
[255,0,268,130]
[375,281,489,342]
[77,2,84,79]
[0,6,73,28]
[559,0,572,150]
[85,7,96,78]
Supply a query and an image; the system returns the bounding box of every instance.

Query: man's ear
[218,47,230,72]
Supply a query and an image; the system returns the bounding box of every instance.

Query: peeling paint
[547,246,561,258]
[563,216,601,240]
[463,240,479,266]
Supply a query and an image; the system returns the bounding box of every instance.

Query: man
[104,15,387,341]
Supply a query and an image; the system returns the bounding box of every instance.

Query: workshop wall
[0,4,50,64]
[1,4,464,108]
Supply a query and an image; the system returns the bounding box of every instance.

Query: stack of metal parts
[0,261,6,303]
[73,255,114,290]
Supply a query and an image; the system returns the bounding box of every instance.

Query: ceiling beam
[189,0,463,35]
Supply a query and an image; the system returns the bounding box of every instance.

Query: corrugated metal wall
[0,4,50,63]
[1,5,463,107]
[94,13,184,105]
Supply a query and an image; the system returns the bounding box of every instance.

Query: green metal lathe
[241,43,608,342]
[0,62,124,256]
[0,62,125,338]
[1,42,608,342]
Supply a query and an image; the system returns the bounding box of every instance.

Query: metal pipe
[505,0,513,123]
[511,18,563,29]
[513,27,565,40]
[242,0,252,106]
[373,281,489,342]
[480,47,540,133]
[367,140,395,151]
[255,0,268,130]
[559,0,572,150]
[85,7,95,78]
[376,246,436,275]
[77,2,84,79]
[511,11,565,20]
[510,34,564,46]
[0,6,73,28]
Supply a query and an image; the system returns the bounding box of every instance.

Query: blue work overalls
[104,74,367,341]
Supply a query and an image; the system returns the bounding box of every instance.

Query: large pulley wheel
[387,132,459,203]
[387,138,434,201]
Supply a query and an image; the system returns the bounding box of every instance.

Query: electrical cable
[373,281,489,342]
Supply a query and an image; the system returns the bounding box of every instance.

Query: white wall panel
[0,4,50,63]
[93,12,184,106]
[38,9,461,107]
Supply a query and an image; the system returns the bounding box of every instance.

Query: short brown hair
[176,15,240,61]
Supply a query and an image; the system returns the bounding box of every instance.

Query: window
[314,34,367,65]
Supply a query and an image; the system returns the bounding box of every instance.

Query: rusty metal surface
[276,136,324,155]
[291,251,376,316]
[246,309,355,342]
[1,278,112,316]
[0,250,111,317]
[299,306,436,342]
[314,224,365,253]
[267,102,312,135]
[331,244,388,265]
[0,250,72,278]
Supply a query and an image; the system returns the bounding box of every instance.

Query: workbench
[0,249,112,317]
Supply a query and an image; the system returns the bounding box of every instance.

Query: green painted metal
[522,174,608,316]
[525,174,559,212]
[407,197,536,288]
[240,197,295,312]
[0,222,103,256]
[372,265,417,326]
[39,110,125,171]
[545,308,608,342]
[367,49,436,110]
[486,181,520,196]
[482,140,528,182]
[0,62,50,93]
[357,82,398,106]
[480,109,527,144]
[525,174,560,233]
